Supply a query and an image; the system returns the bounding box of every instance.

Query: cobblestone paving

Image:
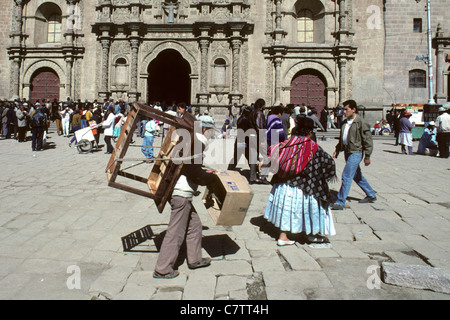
[0,125,449,300]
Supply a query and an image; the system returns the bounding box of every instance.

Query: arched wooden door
[290,69,327,117]
[30,67,60,103]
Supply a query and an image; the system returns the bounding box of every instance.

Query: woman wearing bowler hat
[264,116,337,246]
[398,111,415,155]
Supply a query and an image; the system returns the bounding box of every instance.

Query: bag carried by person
[269,135,319,179]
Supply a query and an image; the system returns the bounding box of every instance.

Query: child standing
[141,117,156,162]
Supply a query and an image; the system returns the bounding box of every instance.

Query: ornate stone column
[65,58,73,99]
[338,0,346,32]
[9,0,24,99]
[229,38,243,104]
[11,0,23,46]
[99,38,111,99]
[337,0,348,104]
[275,0,282,30]
[435,24,446,103]
[339,59,347,104]
[274,57,282,106]
[200,39,209,93]
[197,38,210,104]
[10,57,21,100]
[129,38,140,101]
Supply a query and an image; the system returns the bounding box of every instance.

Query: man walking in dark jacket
[247,99,270,184]
[31,107,46,151]
[6,105,17,139]
[330,100,376,210]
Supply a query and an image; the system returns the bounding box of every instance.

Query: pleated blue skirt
[264,183,336,236]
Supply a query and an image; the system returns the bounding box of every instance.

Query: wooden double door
[30,67,60,103]
[290,69,327,118]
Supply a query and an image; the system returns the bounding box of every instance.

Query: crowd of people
[0,97,142,154]
[1,95,448,280]
[382,107,450,158]
[153,98,379,278]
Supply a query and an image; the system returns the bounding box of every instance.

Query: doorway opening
[147,49,191,108]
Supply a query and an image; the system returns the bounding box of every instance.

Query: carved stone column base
[128,91,140,102]
[197,93,210,104]
[98,91,110,100]
[229,93,242,105]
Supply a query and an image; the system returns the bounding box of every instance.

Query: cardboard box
[203,170,254,226]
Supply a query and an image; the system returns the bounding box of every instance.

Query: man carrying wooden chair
[153,115,219,279]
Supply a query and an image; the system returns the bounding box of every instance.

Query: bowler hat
[295,115,315,129]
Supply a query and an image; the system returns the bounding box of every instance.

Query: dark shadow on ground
[121,225,240,270]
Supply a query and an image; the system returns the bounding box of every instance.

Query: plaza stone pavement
[0,125,449,300]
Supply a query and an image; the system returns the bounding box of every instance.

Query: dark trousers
[437,132,450,158]
[70,126,80,144]
[6,124,14,139]
[94,133,100,147]
[18,126,27,142]
[104,135,113,153]
[31,127,44,151]
[155,196,202,274]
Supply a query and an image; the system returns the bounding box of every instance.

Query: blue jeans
[141,135,154,159]
[336,152,376,206]
[70,126,80,144]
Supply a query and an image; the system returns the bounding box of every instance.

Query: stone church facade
[1,0,449,114]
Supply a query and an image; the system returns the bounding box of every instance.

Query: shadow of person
[202,234,240,258]
[250,215,312,244]
[153,232,240,269]
[250,215,279,240]
[383,149,403,154]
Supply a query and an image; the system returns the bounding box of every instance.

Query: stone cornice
[7,45,85,59]
[263,44,339,56]
[92,20,254,38]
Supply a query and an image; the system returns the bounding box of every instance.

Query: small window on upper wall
[413,18,422,33]
[297,10,314,43]
[47,15,62,43]
[409,69,426,88]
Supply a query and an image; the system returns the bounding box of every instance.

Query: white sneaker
[277,239,295,246]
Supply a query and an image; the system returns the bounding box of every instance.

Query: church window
[47,15,62,43]
[35,3,63,45]
[297,10,314,43]
[413,18,422,33]
[409,70,426,88]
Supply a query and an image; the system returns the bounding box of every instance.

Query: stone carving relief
[111,41,131,56]
[211,7,229,20]
[113,7,130,24]
[241,41,249,101]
